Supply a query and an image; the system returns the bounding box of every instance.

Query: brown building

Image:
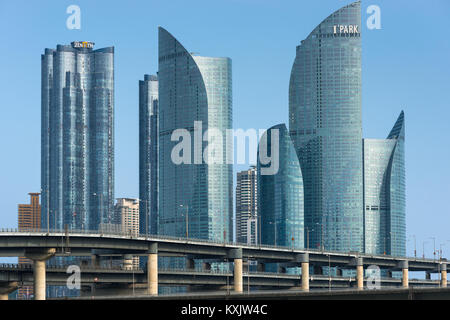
[17,193,41,299]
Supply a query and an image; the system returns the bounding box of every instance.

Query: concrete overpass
[0,229,447,299]
[82,287,450,300]
[1,263,443,298]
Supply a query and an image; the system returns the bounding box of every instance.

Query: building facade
[258,124,304,249]
[114,198,140,236]
[363,111,406,256]
[158,27,233,243]
[289,1,363,251]
[18,193,41,299]
[236,167,258,245]
[139,74,159,236]
[41,42,114,231]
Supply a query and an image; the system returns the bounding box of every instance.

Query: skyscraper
[289,1,363,251]
[236,167,258,245]
[41,42,114,231]
[139,74,159,236]
[363,111,405,256]
[158,27,232,242]
[258,124,304,249]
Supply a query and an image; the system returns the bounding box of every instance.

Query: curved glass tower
[363,111,405,256]
[41,42,114,231]
[258,124,304,249]
[158,27,232,242]
[289,1,363,251]
[139,74,158,236]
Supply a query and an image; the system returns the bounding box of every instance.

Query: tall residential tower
[41,42,114,231]
[139,74,159,236]
[289,2,363,251]
[363,111,405,256]
[157,27,233,242]
[236,167,258,245]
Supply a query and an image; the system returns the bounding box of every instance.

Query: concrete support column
[234,258,243,293]
[25,248,56,301]
[441,264,447,288]
[147,243,158,295]
[398,261,408,288]
[123,254,133,270]
[297,253,309,292]
[34,260,46,300]
[0,282,18,301]
[229,248,243,293]
[356,258,364,290]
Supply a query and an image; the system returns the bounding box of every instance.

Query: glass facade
[289,1,363,251]
[386,111,406,256]
[363,139,396,255]
[139,74,158,235]
[258,124,304,249]
[41,43,114,231]
[363,111,405,256]
[158,27,232,242]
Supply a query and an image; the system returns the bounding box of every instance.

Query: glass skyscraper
[158,27,232,242]
[139,74,158,236]
[289,1,363,251]
[258,124,304,249]
[41,42,114,231]
[363,111,405,256]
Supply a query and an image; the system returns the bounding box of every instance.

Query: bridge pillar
[147,243,158,295]
[25,248,56,300]
[298,253,309,292]
[0,282,18,300]
[441,264,447,288]
[123,254,134,270]
[398,261,408,288]
[355,258,364,290]
[229,248,243,293]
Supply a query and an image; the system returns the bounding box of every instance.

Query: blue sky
[0,0,449,261]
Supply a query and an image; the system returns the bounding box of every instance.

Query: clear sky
[0,0,449,261]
